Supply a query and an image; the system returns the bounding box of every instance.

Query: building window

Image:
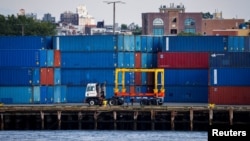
[153,18,164,35]
[184,18,196,33]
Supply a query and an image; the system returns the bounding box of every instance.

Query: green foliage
[0,14,56,36]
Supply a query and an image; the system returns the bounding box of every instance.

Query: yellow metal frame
[114,68,165,98]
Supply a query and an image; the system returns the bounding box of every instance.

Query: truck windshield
[87,86,95,91]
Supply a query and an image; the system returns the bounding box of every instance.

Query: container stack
[53,35,119,103]
[0,36,53,104]
[209,36,250,105]
[117,35,160,96]
[1,35,250,105]
[157,36,228,103]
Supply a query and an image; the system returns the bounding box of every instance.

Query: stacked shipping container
[0,35,250,105]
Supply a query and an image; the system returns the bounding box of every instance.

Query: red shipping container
[54,50,61,67]
[209,86,250,105]
[40,68,54,85]
[147,72,154,85]
[40,68,47,85]
[134,72,141,85]
[157,52,209,69]
[134,52,141,68]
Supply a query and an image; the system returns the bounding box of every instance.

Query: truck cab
[85,83,106,106]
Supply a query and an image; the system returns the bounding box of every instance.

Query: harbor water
[0,130,207,141]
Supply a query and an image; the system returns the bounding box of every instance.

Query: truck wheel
[89,99,95,106]
[108,99,116,106]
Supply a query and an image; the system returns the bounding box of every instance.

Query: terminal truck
[84,68,165,106]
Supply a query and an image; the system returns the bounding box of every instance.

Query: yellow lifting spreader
[114,68,165,98]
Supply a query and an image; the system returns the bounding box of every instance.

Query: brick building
[142,3,245,35]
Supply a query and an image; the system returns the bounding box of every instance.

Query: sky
[0,0,250,26]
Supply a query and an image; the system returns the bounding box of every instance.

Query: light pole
[104,1,125,34]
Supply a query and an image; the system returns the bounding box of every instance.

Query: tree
[0,14,56,36]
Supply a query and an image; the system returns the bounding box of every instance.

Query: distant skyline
[0,0,249,26]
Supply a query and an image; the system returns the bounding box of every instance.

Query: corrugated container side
[124,35,135,51]
[0,36,49,49]
[54,50,61,67]
[161,36,228,52]
[117,35,124,51]
[209,68,250,86]
[165,69,208,86]
[54,68,61,85]
[134,52,141,68]
[244,36,250,52]
[134,72,142,85]
[54,85,67,103]
[228,36,245,52]
[33,86,40,103]
[123,52,135,68]
[40,68,47,85]
[66,86,85,103]
[141,53,147,68]
[61,52,117,68]
[147,72,154,85]
[0,50,40,67]
[47,50,54,67]
[0,68,32,86]
[53,35,117,51]
[158,52,209,68]
[209,86,250,105]
[135,36,141,51]
[153,36,162,52]
[0,87,32,104]
[146,36,153,52]
[164,86,208,103]
[40,86,54,104]
[32,68,40,85]
[61,69,115,85]
[118,52,124,68]
[141,36,147,52]
[209,52,250,68]
[39,49,47,67]
[141,72,147,85]
[40,68,54,85]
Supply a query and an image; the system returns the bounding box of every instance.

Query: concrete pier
[0,104,249,130]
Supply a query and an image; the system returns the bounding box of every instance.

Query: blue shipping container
[228,36,245,52]
[164,86,208,103]
[40,86,54,104]
[47,50,54,67]
[33,86,40,103]
[0,50,43,67]
[135,36,141,51]
[54,68,61,85]
[61,69,115,85]
[53,35,118,51]
[210,52,250,68]
[165,69,208,86]
[124,35,135,51]
[209,68,250,86]
[54,85,67,103]
[161,36,228,52]
[61,52,118,68]
[66,86,85,103]
[32,68,40,85]
[0,36,52,50]
[0,68,33,86]
[0,87,32,104]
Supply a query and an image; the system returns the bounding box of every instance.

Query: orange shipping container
[134,52,141,68]
[40,68,54,85]
[209,86,250,105]
[54,50,61,67]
